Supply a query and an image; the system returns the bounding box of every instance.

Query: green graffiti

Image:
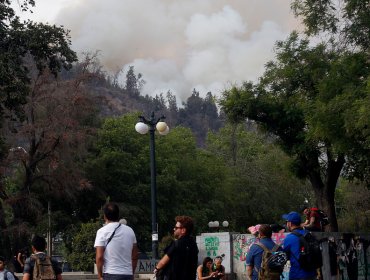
[205,236,220,257]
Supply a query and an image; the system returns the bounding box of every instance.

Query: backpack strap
[254,243,271,273]
[255,242,270,253]
[290,231,303,238]
[271,243,280,253]
[106,223,121,246]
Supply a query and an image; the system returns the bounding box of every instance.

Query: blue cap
[282,211,301,225]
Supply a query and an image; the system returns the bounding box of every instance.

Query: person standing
[154,216,199,280]
[282,212,317,280]
[0,256,16,280]
[23,235,63,280]
[246,224,280,280]
[94,202,139,280]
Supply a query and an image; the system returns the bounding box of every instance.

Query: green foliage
[336,181,370,232]
[291,0,370,50]
[220,31,370,231]
[85,113,230,250]
[206,123,311,230]
[67,221,101,272]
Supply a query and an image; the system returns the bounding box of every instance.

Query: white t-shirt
[94,222,137,275]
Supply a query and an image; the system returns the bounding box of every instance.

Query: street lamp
[208,221,229,232]
[135,112,169,259]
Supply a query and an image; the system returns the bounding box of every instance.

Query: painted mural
[230,233,370,280]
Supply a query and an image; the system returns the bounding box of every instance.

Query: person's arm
[56,274,63,280]
[23,273,31,280]
[153,254,171,277]
[131,243,139,273]
[246,265,253,280]
[23,257,32,280]
[95,246,105,280]
[196,265,217,280]
[219,265,225,279]
[301,218,310,226]
[17,253,24,267]
[307,216,316,227]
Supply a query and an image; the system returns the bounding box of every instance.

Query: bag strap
[106,223,121,246]
[255,242,270,253]
[290,231,303,238]
[271,243,280,253]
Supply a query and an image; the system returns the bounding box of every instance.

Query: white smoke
[14,0,301,102]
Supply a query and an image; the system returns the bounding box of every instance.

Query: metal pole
[47,201,52,256]
[149,113,159,259]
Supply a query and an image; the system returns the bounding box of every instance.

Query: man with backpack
[282,212,318,280]
[246,224,284,280]
[23,235,62,280]
[0,256,17,280]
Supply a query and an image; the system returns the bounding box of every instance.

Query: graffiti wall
[197,232,370,280]
[229,232,370,280]
[197,232,232,274]
[231,233,289,279]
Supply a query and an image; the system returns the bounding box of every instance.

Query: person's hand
[210,272,217,278]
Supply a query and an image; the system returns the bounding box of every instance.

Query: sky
[13,0,301,103]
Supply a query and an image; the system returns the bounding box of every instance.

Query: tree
[291,0,370,50]
[85,113,231,250]
[220,32,370,231]
[0,57,98,259]
[67,220,101,272]
[125,66,145,97]
[0,0,77,122]
[206,123,311,230]
[0,0,77,257]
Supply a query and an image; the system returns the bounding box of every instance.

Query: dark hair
[103,202,120,222]
[31,235,47,251]
[0,256,5,262]
[202,256,212,267]
[258,224,272,238]
[175,216,194,235]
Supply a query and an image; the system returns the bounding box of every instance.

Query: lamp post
[135,112,169,259]
[208,220,229,232]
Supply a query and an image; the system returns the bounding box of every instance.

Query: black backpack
[291,231,322,271]
[316,209,329,226]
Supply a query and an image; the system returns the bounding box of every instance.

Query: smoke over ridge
[18,0,300,102]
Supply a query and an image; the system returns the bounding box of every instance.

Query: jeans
[103,273,133,280]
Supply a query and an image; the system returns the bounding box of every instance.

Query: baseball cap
[282,211,301,224]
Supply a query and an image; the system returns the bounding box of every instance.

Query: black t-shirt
[165,235,199,280]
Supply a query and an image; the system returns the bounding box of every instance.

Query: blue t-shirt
[246,237,279,280]
[283,229,317,279]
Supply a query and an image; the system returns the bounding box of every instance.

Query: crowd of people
[0,204,326,280]
[246,207,326,280]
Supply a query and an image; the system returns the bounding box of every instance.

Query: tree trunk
[307,153,345,232]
